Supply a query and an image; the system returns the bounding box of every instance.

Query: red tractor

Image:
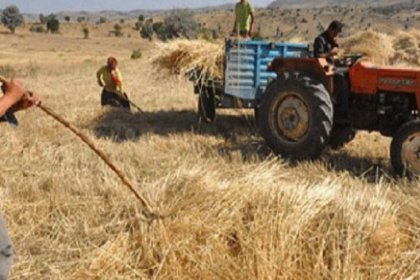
[258,56,420,177]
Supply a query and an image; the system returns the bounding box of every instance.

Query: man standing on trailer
[231,0,255,39]
[0,78,41,280]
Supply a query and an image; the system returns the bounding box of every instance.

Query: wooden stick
[129,99,146,115]
[36,103,158,219]
[0,75,160,219]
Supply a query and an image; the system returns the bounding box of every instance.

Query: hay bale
[151,39,225,84]
[392,31,420,66]
[341,31,395,65]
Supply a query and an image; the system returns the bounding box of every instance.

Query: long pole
[37,103,157,218]
[0,75,158,220]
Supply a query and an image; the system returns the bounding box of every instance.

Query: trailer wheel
[391,120,420,178]
[258,73,333,159]
[198,87,216,123]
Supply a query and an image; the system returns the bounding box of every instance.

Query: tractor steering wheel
[336,54,364,67]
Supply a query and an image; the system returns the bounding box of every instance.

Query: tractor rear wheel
[258,73,333,159]
[391,120,420,177]
[198,87,216,123]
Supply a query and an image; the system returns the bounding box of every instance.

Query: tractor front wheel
[391,120,420,177]
[258,73,333,159]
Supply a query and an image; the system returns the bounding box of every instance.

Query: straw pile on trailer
[340,31,395,65]
[151,39,225,85]
[341,30,420,66]
[150,31,419,84]
[392,31,420,66]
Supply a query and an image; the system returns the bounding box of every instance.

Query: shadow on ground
[89,108,259,142]
[322,150,394,183]
[89,108,398,182]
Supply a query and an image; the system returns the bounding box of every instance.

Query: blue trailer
[196,39,309,122]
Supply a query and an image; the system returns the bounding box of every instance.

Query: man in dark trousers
[313,20,343,62]
[231,0,255,39]
[96,56,130,110]
[0,78,41,280]
[314,20,350,120]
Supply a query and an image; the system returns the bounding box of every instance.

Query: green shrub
[1,5,24,34]
[98,17,107,24]
[134,21,143,31]
[29,23,46,33]
[157,10,199,40]
[46,14,60,33]
[152,22,164,34]
[39,14,47,24]
[111,24,123,37]
[140,19,154,40]
[131,48,142,60]
[82,27,89,39]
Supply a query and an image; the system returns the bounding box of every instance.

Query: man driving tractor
[314,20,349,119]
[313,20,343,62]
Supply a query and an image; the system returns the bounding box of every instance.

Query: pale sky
[0,0,274,13]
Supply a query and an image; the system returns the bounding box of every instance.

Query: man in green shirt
[231,0,255,38]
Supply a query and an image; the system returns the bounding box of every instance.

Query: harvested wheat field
[0,26,420,280]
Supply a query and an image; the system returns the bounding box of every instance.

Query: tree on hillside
[39,13,47,24]
[82,27,89,39]
[46,14,60,33]
[1,5,24,34]
[98,17,107,24]
[140,18,154,40]
[64,16,71,22]
[158,10,199,40]
[111,24,123,37]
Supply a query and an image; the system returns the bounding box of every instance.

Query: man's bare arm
[0,79,41,117]
[0,80,25,116]
[248,11,255,37]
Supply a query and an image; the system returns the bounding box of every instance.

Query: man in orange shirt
[96,57,130,110]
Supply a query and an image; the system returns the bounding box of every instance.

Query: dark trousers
[0,213,13,280]
[333,69,350,117]
[101,90,131,110]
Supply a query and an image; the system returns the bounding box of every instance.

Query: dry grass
[151,39,225,84]
[341,30,420,66]
[0,23,419,280]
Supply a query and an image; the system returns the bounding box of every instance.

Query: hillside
[268,0,416,8]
